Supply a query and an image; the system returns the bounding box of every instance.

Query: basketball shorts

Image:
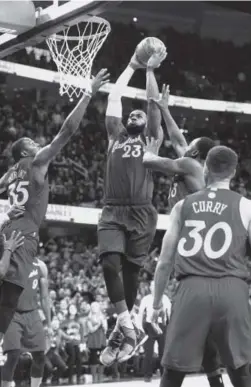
[2,224,39,289]
[162,276,251,372]
[3,309,46,353]
[98,204,157,266]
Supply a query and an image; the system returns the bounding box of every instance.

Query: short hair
[196,137,215,160]
[11,138,26,162]
[206,146,238,178]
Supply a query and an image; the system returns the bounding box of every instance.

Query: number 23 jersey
[175,188,248,280]
[105,131,154,205]
[5,157,49,233]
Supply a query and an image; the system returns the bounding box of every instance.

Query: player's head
[184,137,215,162]
[126,110,147,135]
[11,137,41,162]
[204,146,238,184]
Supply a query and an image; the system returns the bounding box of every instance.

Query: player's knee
[31,351,46,378]
[1,350,21,381]
[102,253,121,276]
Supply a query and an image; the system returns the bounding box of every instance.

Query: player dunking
[152,146,251,387]
[0,69,109,346]
[98,47,166,366]
[2,258,50,387]
[143,85,224,387]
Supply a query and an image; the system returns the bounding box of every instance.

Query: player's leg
[202,338,224,387]
[25,311,46,387]
[160,368,185,387]
[30,351,46,387]
[121,258,141,312]
[0,281,23,342]
[1,315,23,387]
[226,364,251,387]
[162,277,212,374]
[1,350,21,387]
[0,235,38,342]
[98,214,136,366]
[117,205,157,362]
[211,277,251,387]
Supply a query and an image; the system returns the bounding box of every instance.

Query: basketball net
[46,16,110,100]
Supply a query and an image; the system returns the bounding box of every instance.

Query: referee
[138,281,171,383]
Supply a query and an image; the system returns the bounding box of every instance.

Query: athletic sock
[208,374,224,387]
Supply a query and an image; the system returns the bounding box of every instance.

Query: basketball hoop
[46,16,111,100]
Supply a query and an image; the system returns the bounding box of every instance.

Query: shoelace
[109,331,123,348]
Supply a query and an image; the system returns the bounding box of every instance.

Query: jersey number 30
[177,220,232,259]
[9,181,29,206]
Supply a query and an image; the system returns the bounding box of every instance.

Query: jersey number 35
[8,181,29,206]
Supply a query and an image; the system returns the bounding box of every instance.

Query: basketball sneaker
[99,329,124,366]
[117,323,148,363]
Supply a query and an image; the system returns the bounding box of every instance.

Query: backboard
[0,0,121,59]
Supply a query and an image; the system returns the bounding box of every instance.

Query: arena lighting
[133,17,138,22]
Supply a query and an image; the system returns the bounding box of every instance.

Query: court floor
[62,373,232,387]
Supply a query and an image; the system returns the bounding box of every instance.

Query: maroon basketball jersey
[168,174,193,210]
[105,131,154,205]
[5,157,49,233]
[16,258,42,312]
[175,188,248,280]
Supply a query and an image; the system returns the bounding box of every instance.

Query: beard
[126,122,145,136]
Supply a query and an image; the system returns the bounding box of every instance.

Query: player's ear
[21,150,28,158]
[191,150,199,158]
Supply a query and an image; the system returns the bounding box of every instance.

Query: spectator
[86,302,107,383]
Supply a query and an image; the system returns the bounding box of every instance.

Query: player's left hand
[91,69,110,95]
[3,231,24,253]
[7,205,25,220]
[143,137,161,162]
[147,46,167,69]
[150,308,163,335]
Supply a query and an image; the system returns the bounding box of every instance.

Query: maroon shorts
[2,224,39,289]
[98,204,157,266]
[162,276,251,372]
[3,309,46,353]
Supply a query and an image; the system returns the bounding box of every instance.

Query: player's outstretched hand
[91,69,110,95]
[7,205,25,221]
[150,308,163,336]
[129,52,145,70]
[147,46,167,69]
[144,137,161,158]
[149,84,170,111]
[3,231,24,253]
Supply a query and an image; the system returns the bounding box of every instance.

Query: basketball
[135,37,166,67]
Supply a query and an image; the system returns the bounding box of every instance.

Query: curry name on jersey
[5,157,49,233]
[16,259,42,312]
[105,131,154,205]
[175,189,248,280]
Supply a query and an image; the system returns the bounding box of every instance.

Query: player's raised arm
[143,137,202,181]
[146,49,166,142]
[38,260,51,330]
[105,54,143,143]
[152,199,184,310]
[33,69,110,176]
[150,84,188,157]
